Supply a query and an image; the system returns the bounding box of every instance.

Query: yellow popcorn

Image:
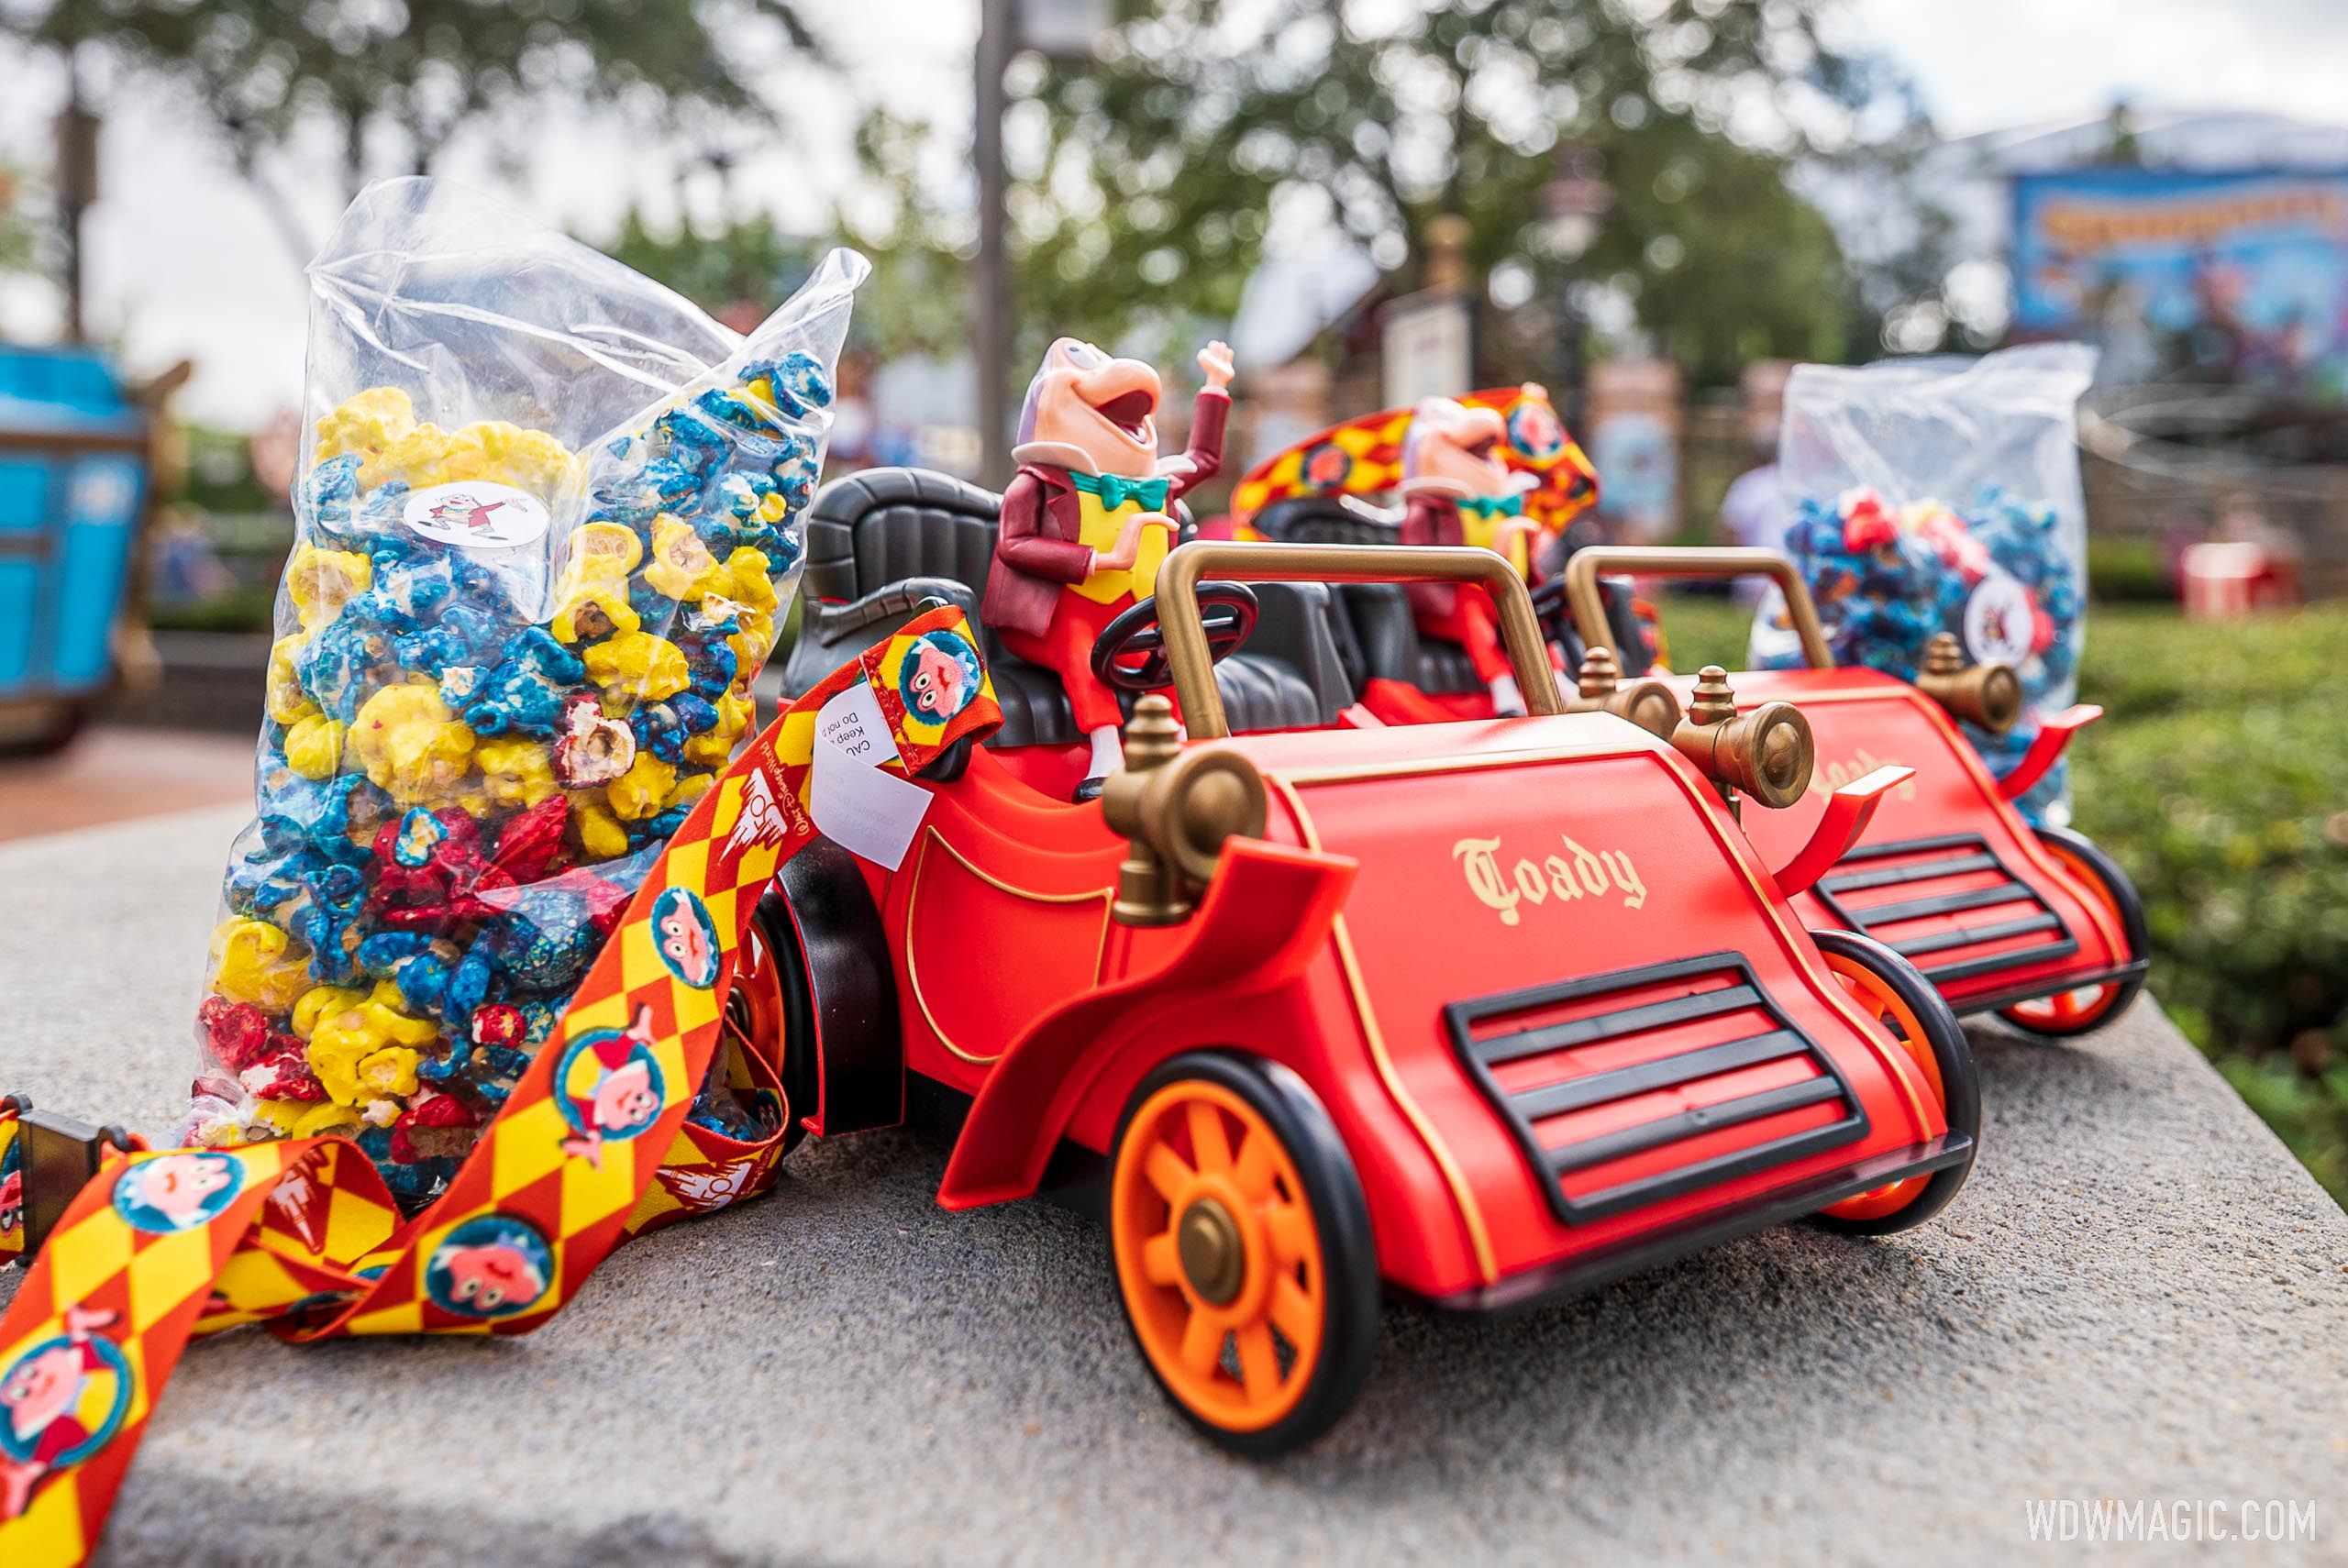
[475,736,561,808]
[292,984,370,1040]
[644,513,721,602]
[567,791,631,861]
[282,714,347,780]
[209,919,311,1013]
[550,580,641,646]
[349,683,476,805]
[582,630,689,704]
[606,752,678,821]
[286,547,373,631]
[315,387,417,465]
[267,635,320,726]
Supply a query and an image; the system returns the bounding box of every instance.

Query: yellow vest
[1072,490,1169,604]
[1459,504,1534,579]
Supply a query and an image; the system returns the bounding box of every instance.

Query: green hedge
[2069,607,2348,1203]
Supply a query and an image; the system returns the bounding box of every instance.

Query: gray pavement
[3,806,2344,1568]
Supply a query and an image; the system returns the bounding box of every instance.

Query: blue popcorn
[257,773,385,867]
[358,931,457,1019]
[755,351,833,419]
[670,691,718,735]
[302,454,363,543]
[460,627,587,738]
[227,844,325,919]
[297,616,398,723]
[630,701,687,763]
[693,385,777,436]
[291,861,370,984]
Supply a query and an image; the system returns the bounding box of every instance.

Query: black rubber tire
[1808,929,1981,1237]
[1109,1051,1380,1457]
[744,889,823,1155]
[1995,825,2151,1039]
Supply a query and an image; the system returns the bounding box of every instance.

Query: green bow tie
[1071,470,1170,512]
[1457,493,1523,521]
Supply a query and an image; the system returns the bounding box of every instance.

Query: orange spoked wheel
[1999,826,2150,1039]
[1108,1053,1379,1455]
[725,890,820,1156]
[1811,931,1980,1236]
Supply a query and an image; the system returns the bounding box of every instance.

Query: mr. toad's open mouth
[1091,387,1157,444]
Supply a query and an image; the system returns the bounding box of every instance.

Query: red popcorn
[1842,493,1899,553]
[490,795,569,886]
[390,1091,482,1165]
[471,1003,527,1050]
[198,996,277,1071]
[238,1038,327,1102]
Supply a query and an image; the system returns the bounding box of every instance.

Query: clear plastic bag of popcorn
[186,177,866,1208]
[1748,344,2097,823]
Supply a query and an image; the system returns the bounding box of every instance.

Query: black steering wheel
[1089,581,1260,694]
[1527,574,1574,642]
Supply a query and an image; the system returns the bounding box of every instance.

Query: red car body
[761,487,1977,1450]
[812,713,1968,1305]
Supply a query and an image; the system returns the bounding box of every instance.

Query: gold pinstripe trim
[903,828,1113,1066]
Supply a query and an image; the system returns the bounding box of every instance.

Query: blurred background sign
[2012,167,2348,394]
[1379,290,1473,410]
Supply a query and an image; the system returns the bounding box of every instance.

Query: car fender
[936,836,1357,1210]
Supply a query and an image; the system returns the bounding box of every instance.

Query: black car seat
[783,468,1351,746]
[1254,498,1485,698]
[1257,496,1653,685]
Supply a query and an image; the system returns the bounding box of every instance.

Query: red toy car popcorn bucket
[1561,546,2148,1036]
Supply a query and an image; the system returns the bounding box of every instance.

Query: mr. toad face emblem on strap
[554,1004,668,1169]
[112,1152,244,1234]
[650,887,722,990]
[0,1320,133,1517]
[423,1214,556,1320]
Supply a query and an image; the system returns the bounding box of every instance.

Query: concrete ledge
[3,808,2343,1567]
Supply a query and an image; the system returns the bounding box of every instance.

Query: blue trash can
[0,345,152,750]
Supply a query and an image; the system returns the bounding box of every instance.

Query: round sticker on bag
[1962,569,2035,666]
[402,481,550,549]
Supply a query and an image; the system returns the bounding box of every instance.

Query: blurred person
[1720,359,1790,603]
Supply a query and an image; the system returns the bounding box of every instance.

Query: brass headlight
[1102,695,1268,925]
[1670,667,1815,811]
[1567,646,1683,741]
[1914,633,2022,734]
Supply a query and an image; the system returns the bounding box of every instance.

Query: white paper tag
[403,481,551,549]
[808,681,934,870]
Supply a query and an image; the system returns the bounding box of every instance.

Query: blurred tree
[598,190,964,364]
[604,208,819,329]
[0,164,47,278]
[5,0,819,265]
[970,0,1956,385]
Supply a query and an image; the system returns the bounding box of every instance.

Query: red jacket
[1398,491,1466,620]
[982,388,1230,639]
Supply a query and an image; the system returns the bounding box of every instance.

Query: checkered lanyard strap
[0,606,999,1565]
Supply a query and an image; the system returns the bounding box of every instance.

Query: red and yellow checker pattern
[0,605,1000,1568]
[0,1108,23,1264]
[1228,384,1600,534]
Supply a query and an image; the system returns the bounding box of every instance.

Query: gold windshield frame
[1153,540,1563,739]
[1561,546,1836,670]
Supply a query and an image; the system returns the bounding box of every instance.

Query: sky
[4,0,2348,428]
